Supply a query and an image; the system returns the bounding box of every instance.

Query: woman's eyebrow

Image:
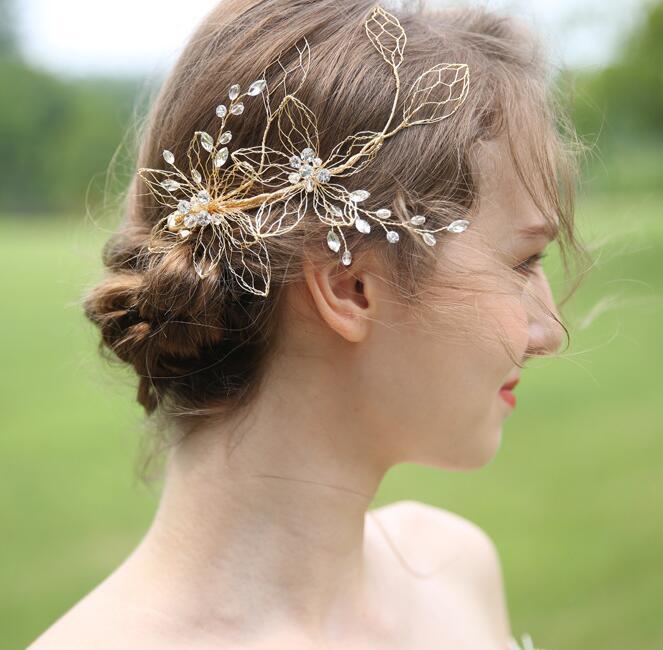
[516,220,559,242]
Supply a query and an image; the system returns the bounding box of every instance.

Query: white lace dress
[508,633,545,650]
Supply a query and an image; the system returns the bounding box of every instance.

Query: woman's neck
[116,366,392,643]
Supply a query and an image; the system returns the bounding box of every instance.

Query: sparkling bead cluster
[288,147,331,192]
[159,78,267,239]
[325,186,469,266]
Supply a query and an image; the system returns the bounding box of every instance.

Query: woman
[31,0,586,647]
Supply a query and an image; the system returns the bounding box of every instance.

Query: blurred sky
[16,0,649,77]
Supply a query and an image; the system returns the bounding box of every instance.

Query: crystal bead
[349,189,370,202]
[329,205,343,217]
[248,79,267,95]
[341,250,352,266]
[177,200,190,214]
[327,230,341,253]
[375,208,391,219]
[355,217,371,234]
[179,229,191,238]
[313,157,322,166]
[197,211,211,226]
[305,178,314,193]
[214,147,229,167]
[423,232,436,246]
[386,230,400,243]
[288,172,301,184]
[230,102,244,115]
[216,104,227,118]
[290,155,302,169]
[447,219,470,233]
[300,164,313,178]
[191,169,202,184]
[410,214,426,226]
[219,131,232,145]
[200,132,214,152]
[300,147,316,162]
[316,168,331,183]
[197,189,211,202]
[160,179,180,192]
[163,150,175,164]
[228,84,240,100]
[184,214,198,228]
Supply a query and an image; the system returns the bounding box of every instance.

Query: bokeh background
[1,0,661,648]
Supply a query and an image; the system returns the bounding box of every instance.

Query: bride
[31,0,584,647]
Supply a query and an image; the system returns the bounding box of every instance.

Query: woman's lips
[499,377,519,408]
[499,387,516,407]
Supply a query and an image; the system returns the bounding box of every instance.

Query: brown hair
[82,0,589,480]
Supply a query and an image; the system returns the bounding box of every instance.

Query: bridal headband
[137,4,471,296]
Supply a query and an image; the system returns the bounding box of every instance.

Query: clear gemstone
[290,155,302,169]
[447,219,470,233]
[219,131,232,145]
[177,200,190,214]
[355,217,371,234]
[375,208,391,219]
[316,168,331,183]
[163,150,175,164]
[305,178,314,193]
[197,211,211,226]
[341,250,352,266]
[197,189,211,202]
[216,104,227,118]
[160,179,180,192]
[200,132,214,152]
[329,205,343,217]
[349,189,370,202]
[410,214,426,226]
[184,214,198,228]
[300,147,316,162]
[300,164,313,178]
[248,79,267,95]
[386,230,400,243]
[288,172,301,184]
[214,147,229,167]
[327,230,341,252]
[423,232,436,246]
[179,229,191,238]
[191,169,202,184]
[230,102,244,115]
[229,84,240,100]
[313,157,322,166]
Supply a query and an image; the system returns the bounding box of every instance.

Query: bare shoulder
[368,499,512,639]
[26,587,171,650]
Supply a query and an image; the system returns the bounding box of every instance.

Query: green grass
[1,193,662,649]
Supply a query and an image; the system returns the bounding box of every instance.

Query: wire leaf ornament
[136,4,472,297]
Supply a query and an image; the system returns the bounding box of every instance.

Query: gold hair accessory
[137,5,471,296]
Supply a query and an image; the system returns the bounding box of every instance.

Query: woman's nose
[523,277,565,358]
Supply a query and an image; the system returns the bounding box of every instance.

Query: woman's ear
[302,254,383,343]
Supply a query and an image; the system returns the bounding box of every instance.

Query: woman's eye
[514,251,547,276]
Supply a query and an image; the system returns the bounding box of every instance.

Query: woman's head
[82,0,588,478]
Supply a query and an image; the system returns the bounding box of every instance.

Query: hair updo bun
[82,0,583,438]
[83,221,281,417]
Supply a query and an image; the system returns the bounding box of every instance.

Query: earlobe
[302,259,373,343]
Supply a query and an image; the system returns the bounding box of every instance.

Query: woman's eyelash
[514,251,547,275]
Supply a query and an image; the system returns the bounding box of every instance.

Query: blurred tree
[0,0,18,57]
[571,0,663,141]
